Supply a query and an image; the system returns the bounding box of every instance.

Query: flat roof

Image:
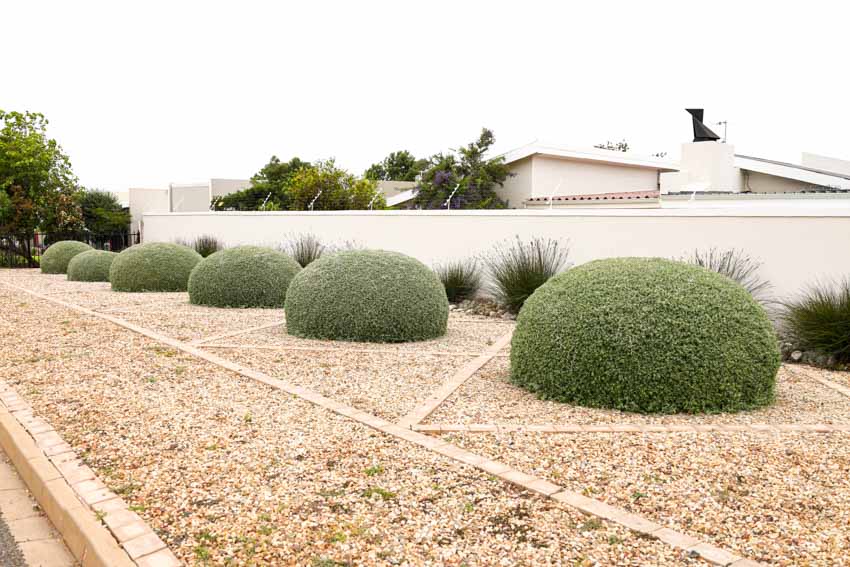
[499,143,679,171]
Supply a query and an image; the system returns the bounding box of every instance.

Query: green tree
[364,150,428,182]
[79,189,130,239]
[213,156,310,210]
[0,110,83,263]
[288,160,385,211]
[412,128,510,209]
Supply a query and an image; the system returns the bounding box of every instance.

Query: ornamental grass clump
[66,250,117,282]
[484,236,570,313]
[282,233,326,267]
[40,241,92,274]
[783,278,850,365]
[109,242,202,292]
[285,250,448,342]
[435,259,482,303]
[181,234,223,258]
[510,257,780,414]
[188,246,301,308]
[682,247,772,303]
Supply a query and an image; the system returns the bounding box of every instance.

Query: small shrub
[109,242,202,292]
[484,236,570,313]
[188,246,301,308]
[435,260,482,303]
[285,250,448,342]
[682,247,771,302]
[510,258,779,414]
[179,235,222,258]
[40,241,92,274]
[66,250,118,282]
[783,278,850,364]
[283,233,326,267]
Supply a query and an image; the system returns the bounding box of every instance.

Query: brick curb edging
[397,329,514,428]
[413,422,850,434]
[189,320,286,345]
[0,382,179,567]
[2,282,765,566]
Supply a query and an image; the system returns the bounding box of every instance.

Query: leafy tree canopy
[288,160,385,211]
[0,110,83,237]
[79,189,130,238]
[412,128,509,209]
[364,150,428,182]
[213,156,310,211]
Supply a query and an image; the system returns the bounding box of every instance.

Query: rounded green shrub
[285,250,448,342]
[109,242,202,292]
[510,257,780,414]
[188,246,301,308]
[40,241,92,274]
[67,250,118,282]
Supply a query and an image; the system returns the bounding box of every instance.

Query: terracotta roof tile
[526,190,660,203]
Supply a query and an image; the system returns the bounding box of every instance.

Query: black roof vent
[686,109,721,142]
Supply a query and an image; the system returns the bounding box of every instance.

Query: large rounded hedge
[510,257,780,414]
[285,250,449,342]
[188,246,301,308]
[67,250,118,282]
[109,242,202,292]
[40,241,92,274]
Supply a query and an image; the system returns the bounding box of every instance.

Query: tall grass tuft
[484,236,570,313]
[435,260,482,303]
[283,233,326,267]
[178,235,222,258]
[683,248,772,303]
[783,278,850,364]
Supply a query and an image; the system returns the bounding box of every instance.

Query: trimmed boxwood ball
[188,246,302,308]
[510,257,780,414]
[109,242,202,292]
[40,241,92,274]
[66,250,118,282]
[285,250,448,342]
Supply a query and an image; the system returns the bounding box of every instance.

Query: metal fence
[0,231,140,268]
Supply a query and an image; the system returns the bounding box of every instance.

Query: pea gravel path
[0,281,704,566]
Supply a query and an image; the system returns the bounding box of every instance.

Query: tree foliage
[288,160,385,211]
[79,189,130,238]
[364,150,428,182]
[412,128,510,209]
[213,156,310,210]
[0,110,83,239]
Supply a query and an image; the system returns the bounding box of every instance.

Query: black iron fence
[0,231,140,268]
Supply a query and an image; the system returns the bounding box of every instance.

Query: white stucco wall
[128,188,169,235]
[142,208,850,299]
[496,156,533,207]
[210,179,251,198]
[742,171,827,193]
[529,156,660,198]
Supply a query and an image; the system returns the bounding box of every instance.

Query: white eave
[386,189,416,207]
[499,143,679,171]
[735,155,850,190]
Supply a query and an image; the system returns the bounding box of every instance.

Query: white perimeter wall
[142,209,850,299]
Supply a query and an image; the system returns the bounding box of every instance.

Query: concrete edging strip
[2,282,766,566]
[397,329,514,428]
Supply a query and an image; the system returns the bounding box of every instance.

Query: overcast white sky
[4,1,848,192]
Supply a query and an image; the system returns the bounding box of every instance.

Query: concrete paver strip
[2,280,764,566]
[413,422,848,434]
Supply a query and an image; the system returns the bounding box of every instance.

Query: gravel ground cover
[446,431,850,565]
[210,348,472,421]
[791,364,850,390]
[107,303,285,342]
[0,281,703,566]
[427,357,850,426]
[211,315,512,355]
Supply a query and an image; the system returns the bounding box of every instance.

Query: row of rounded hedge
[41,241,779,415]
